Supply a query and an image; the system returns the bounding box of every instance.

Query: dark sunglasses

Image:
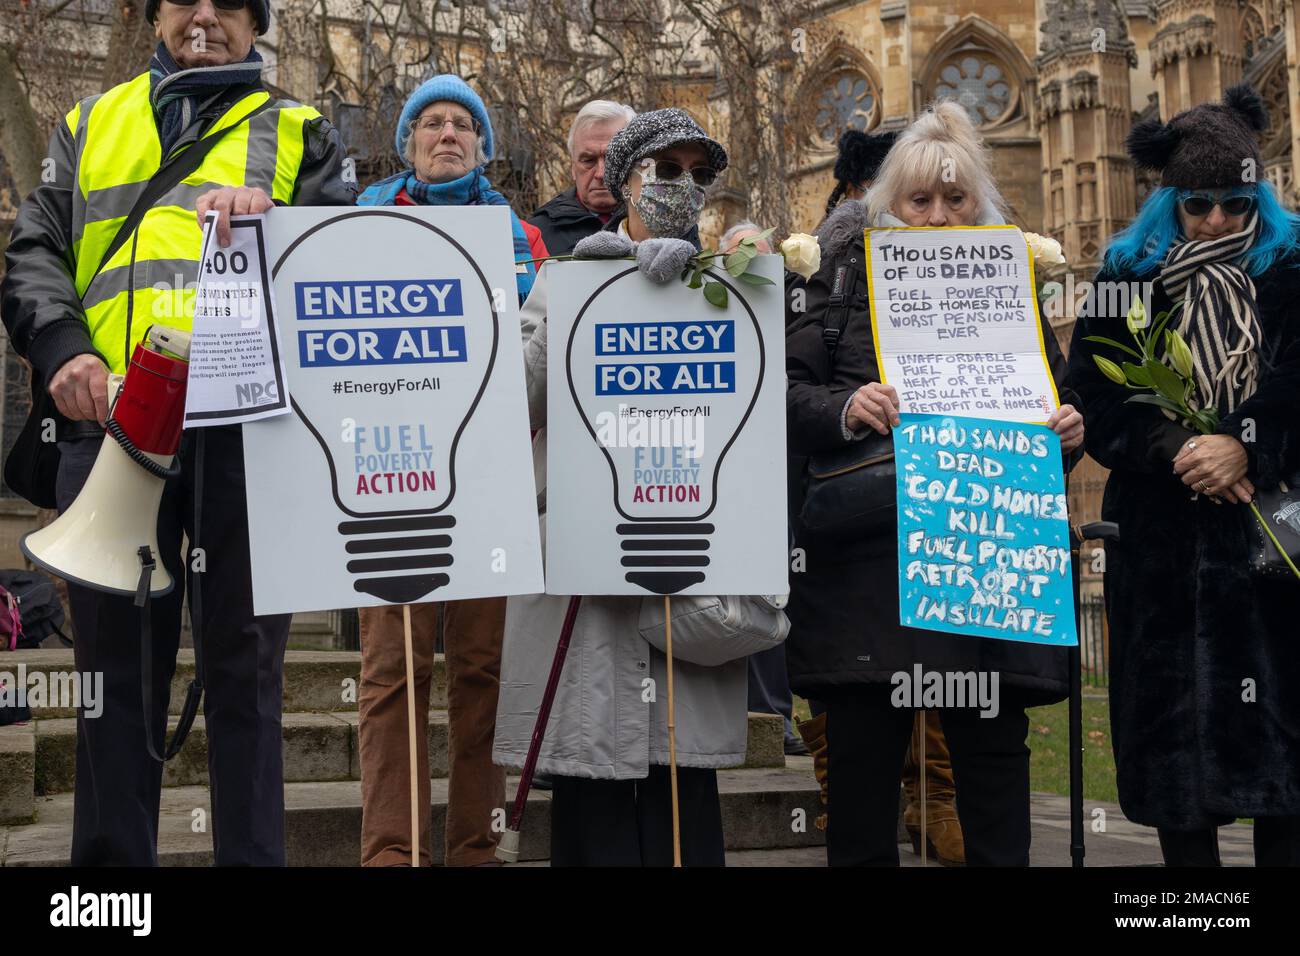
[650,159,719,189]
[1178,190,1256,217]
[166,0,249,10]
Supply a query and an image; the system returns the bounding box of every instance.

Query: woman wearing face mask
[783,101,1085,866]
[1067,85,1300,866]
[492,110,745,866]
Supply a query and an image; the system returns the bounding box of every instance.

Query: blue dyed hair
[1102,182,1300,277]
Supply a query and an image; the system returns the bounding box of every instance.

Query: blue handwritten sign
[894,412,1077,646]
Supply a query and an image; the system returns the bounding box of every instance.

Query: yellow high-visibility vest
[67,72,321,372]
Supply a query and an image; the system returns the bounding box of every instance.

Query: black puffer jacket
[783,200,1082,705]
[528,187,607,256]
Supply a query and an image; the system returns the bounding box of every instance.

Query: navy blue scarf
[149,43,264,155]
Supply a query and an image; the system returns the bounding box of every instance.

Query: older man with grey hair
[529,99,635,255]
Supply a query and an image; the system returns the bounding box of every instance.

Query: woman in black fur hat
[1066,84,1300,866]
[824,128,898,218]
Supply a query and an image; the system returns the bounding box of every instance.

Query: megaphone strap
[132,425,209,765]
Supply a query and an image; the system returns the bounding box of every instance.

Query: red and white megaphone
[22,326,190,596]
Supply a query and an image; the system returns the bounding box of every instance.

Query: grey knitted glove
[573,231,636,259]
[635,237,696,284]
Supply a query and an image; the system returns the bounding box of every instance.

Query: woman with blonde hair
[783,101,1085,866]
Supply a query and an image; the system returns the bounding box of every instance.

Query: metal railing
[1078,592,1108,689]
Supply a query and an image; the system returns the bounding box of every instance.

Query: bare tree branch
[0,43,46,197]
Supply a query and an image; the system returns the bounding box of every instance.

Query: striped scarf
[1159,211,1264,415]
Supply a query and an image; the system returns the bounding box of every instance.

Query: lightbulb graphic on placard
[564,267,764,594]
[270,210,498,603]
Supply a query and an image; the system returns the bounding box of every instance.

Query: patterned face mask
[628,161,706,238]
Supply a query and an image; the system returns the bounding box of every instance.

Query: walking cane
[664,595,681,867]
[1067,530,1084,870]
[402,604,420,866]
[497,595,583,863]
[1069,519,1119,868]
[916,709,927,868]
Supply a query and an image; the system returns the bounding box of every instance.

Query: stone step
[1,649,429,719]
[0,766,823,866]
[31,710,784,794]
[287,611,347,651]
[0,724,35,825]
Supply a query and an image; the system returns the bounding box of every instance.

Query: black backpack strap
[93,97,275,280]
[822,256,859,359]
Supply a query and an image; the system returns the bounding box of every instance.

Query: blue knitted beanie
[395,74,494,162]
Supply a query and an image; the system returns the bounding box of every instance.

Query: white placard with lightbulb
[544,257,789,597]
[241,206,544,614]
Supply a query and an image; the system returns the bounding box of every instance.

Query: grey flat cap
[604,108,729,192]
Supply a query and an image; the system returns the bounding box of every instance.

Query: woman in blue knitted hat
[357,74,549,302]
[352,74,547,868]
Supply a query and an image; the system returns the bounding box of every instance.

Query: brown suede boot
[795,713,828,832]
[901,711,965,866]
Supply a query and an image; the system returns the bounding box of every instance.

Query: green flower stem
[516,249,725,268]
[515,253,604,266]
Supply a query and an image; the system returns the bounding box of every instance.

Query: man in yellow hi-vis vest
[0,0,355,865]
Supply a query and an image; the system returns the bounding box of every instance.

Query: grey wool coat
[492,262,751,779]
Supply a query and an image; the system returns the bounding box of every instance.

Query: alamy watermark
[1040,276,1156,323]
[890,664,1000,718]
[0,665,103,717]
[594,403,708,458]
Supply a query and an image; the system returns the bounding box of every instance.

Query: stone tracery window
[1242,4,1269,59]
[932,51,1017,127]
[813,71,880,146]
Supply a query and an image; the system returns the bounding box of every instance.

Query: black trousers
[823,684,1031,866]
[1158,818,1300,866]
[57,426,291,866]
[747,642,796,743]
[549,766,725,866]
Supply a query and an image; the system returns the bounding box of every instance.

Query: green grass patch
[1028,693,1117,803]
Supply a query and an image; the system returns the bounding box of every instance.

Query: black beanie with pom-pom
[1126,84,1268,189]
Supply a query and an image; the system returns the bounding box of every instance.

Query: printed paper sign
[866,225,1059,423]
[544,258,788,597]
[894,412,1077,646]
[184,212,290,427]
[242,206,543,615]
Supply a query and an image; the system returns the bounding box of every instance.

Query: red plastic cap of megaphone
[112,342,189,455]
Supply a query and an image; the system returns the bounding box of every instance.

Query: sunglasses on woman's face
[1178,190,1256,217]
[165,0,250,11]
[643,158,718,189]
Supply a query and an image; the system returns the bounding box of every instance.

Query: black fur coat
[1066,253,1300,830]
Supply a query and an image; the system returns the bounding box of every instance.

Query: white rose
[1024,231,1065,266]
[780,232,821,281]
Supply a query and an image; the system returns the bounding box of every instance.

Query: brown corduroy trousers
[357,598,507,866]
